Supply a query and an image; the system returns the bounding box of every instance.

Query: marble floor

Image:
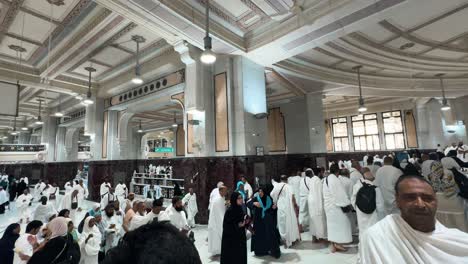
[1,199,358,264]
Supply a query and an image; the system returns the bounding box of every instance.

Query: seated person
[103,221,201,264]
[359,175,468,264]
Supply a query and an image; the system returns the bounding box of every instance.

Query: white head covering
[217,182,224,188]
[82,216,102,240]
[47,217,68,239]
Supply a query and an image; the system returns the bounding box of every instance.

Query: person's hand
[238,221,245,227]
[27,235,37,245]
[272,204,277,209]
[77,208,82,212]
[253,202,261,208]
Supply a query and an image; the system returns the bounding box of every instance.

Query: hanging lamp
[83,67,96,105]
[200,0,216,64]
[54,96,64,117]
[35,99,44,125]
[131,35,146,85]
[172,112,178,128]
[353,65,367,112]
[10,117,18,135]
[137,120,143,133]
[436,73,450,111]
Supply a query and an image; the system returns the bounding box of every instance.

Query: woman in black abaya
[247,186,281,258]
[220,192,247,264]
[0,223,20,264]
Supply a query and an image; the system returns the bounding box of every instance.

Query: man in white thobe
[374,156,403,216]
[365,156,380,177]
[13,220,43,264]
[165,197,191,237]
[271,175,300,248]
[17,189,33,223]
[114,181,128,206]
[33,196,56,223]
[287,172,301,209]
[208,181,223,211]
[444,142,457,156]
[182,187,198,228]
[46,183,60,208]
[359,175,468,264]
[128,201,148,231]
[208,186,227,256]
[102,204,123,252]
[240,175,253,199]
[64,180,73,194]
[100,180,111,198]
[308,172,327,241]
[101,188,116,211]
[0,186,7,214]
[74,180,88,208]
[338,169,353,199]
[349,160,364,186]
[351,169,384,238]
[323,164,352,252]
[298,169,312,230]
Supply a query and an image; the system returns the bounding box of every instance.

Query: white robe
[33,203,56,223]
[13,233,35,264]
[208,187,220,210]
[244,182,253,199]
[308,177,327,239]
[349,168,364,186]
[338,176,353,199]
[100,182,110,197]
[128,212,149,231]
[79,218,102,264]
[441,157,461,170]
[60,192,79,223]
[287,176,301,207]
[100,193,116,211]
[114,184,127,205]
[0,189,7,205]
[421,160,436,179]
[208,196,226,255]
[16,194,32,221]
[64,182,73,194]
[323,174,352,243]
[164,206,189,231]
[74,184,88,206]
[102,214,122,252]
[351,179,384,238]
[270,182,300,247]
[182,193,198,227]
[374,165,403,216]
[298,176,311,227]
[359,214,468,264]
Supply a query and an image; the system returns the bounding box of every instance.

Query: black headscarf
[0,223,20,264]
[227,192,245,221]
[403,163,420,176]
[428,152,439,161]
[58,209,70,217]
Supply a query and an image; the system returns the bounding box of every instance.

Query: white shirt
[13,233,35,264]
[374,165,403,216]
[164,206,188,231]
[349,168,364,186]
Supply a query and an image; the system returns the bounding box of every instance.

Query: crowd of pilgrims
[0,142,468,263]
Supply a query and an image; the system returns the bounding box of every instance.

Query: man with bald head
[359,175,468,263]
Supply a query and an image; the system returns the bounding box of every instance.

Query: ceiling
[1,0,468,135]
[131,103,183,131]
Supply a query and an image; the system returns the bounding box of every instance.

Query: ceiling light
[131,35,146,85]
[353,65,366,113]
[436,73,450,111]
[75,94,83,100]
[21,127,28,131]
[172,112,178,127]
[2,136,7,139]
[200,0,216,64]
[10,131,18,135]
[137,120,143,133]
[54,112,64,117]
[83,67,96,105]
[35,99,44,124]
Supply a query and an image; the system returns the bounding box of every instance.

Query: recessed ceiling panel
[413,8,468,42]
[385,37,431,53]
[93,46,130,67]
[9,11,56,44]
[212,0,251,18]
[118,26,162,51]
[298,49,342,66]
[423,49,466,60]
[23,0,80,21]
[0,36,37,59]
[358,24,395,43]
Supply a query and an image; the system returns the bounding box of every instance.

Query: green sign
[155,147,173,153]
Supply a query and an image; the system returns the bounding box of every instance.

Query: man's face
[174,200,183,212]
[137,203,146,214]
[128,194,134,201]
[23,189,28,195]
[396,178,437,232]
[105,207,115,217]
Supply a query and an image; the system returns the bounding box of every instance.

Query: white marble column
[18,132,30,144]
[41,116,58,162]
[305,93,327,153]
[55,127,67,161]
[84,98,104,160]
[65,128,79,161]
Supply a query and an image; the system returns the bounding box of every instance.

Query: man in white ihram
[208,186,227,256]
[323,164,352,252]
[298,169,312,230]
[208,181,223,211]
[359,175,468,263]
[374,156,403,216]
[182,187,198,228]
[271,175,300,248]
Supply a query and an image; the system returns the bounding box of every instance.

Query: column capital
[174,41,201,65]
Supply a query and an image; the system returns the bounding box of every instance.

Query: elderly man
[349,160,364,185]
[359,175,468,263]
[374,156,403,216]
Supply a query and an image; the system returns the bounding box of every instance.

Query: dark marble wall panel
[44,162,81,187]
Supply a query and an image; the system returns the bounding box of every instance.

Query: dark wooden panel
[214,72,229,152]
[176,124,185,156]
[267,108,286,152]
[405,110,418,148]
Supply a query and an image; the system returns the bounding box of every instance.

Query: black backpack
[451,168,468,199]
[355,180,377,214]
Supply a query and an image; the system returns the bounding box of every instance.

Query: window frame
[331,117,350,152]
[351,113,381,151]
[382,110,406,150]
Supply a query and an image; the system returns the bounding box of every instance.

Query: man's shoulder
[362,215,394,239]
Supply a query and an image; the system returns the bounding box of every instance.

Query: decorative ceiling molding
[19,6,61,25]
[6,32,43,46]
[0,0,25,44]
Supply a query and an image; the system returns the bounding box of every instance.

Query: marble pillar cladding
[18,132,31,144]
[65,128,79,161]
[416,102,430,149]
[55,127,67,161]
[306,93,327,153]
[88,98,104,160]
[41,116,58,162]
[106,110,119,160]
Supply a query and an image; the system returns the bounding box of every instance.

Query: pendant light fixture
[353,65,367,112]
[10,117,18,135]
[137,120,143,133]
[131,35,146,85]
[200,0,216,64]
[172,111,178,128]
[35,99,44,125]
[436,73,450,111]
[83,67,96,105]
